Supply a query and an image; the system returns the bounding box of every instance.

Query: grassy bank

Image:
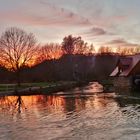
[99,78,114,92]
[0,82,54,92]
[0,81,88,96]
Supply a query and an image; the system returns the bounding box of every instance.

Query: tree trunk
[16,69,21,87]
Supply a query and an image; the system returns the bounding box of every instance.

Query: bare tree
[74,42,87,54]
[62,35,84,54]
[72,42,95,55]
[135,47,140,55]
[98,46,112,54]
[36,43,62,63]
[86,44,96,55]
[0,27,37,86]
[117,47,139,56]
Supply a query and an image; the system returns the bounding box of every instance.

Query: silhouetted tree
[98,46,112,54]
[36,43,62,63]
[75,42,87,54]
[135,47,140,54]
[0,27,37,86]
[62,35,84,54]
[116,46,138,56]
[87,44,96,55]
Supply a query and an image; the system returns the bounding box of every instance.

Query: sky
[0,0,140,48]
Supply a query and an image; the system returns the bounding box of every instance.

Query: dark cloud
[107,39,127,44]
[90,27,106,35]
[105,38,140,47]
[83,27,107,37]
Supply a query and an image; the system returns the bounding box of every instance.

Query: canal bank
[0,81,89,96]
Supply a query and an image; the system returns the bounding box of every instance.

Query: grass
[0,82,50,92]
[99,78,113,86]
[0,81,76,92]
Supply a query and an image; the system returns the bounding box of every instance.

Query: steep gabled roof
[120,57,132,66]
[110,54,140,77]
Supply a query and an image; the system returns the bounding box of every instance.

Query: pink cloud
[0,2,91,27]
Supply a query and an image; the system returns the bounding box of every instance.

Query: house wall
[112,76,133,93]
[113,77,132,87]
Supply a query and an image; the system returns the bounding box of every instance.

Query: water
[0,82,140,140]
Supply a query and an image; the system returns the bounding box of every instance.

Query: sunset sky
[0,0,140,48]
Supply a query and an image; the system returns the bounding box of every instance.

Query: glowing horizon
[0,0,140,48]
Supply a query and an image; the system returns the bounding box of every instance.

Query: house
[110,54,140,90]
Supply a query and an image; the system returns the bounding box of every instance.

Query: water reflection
[0,83,140,140]
[0,96,25,114]
[0,94,113,115]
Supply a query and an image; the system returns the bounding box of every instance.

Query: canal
[0,82,140,140]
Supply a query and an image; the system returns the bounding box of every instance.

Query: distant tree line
[0,27,140,84]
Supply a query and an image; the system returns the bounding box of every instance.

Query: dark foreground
[0,82,140,140]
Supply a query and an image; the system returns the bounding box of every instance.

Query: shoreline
[0,81,89,96]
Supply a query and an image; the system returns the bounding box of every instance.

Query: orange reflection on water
[85,95,109,110]
[0,93,114,115]
[44,96,65,107]
[0,95,66,114]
